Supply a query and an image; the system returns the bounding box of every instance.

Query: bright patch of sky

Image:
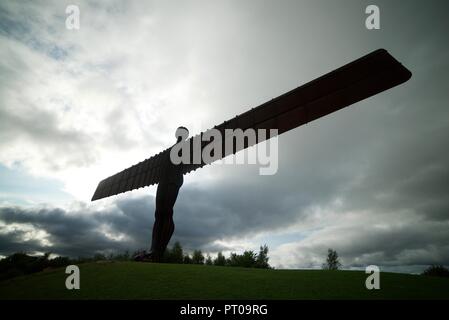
[0,164,72,206]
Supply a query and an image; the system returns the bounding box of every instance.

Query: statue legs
[150,182,180,261]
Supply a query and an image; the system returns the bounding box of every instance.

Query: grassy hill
[1,261,449,299]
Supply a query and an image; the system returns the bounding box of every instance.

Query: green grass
[1,262,448,299]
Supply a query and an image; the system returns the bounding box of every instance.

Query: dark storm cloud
[0,197,153,257]
[173,180,307,247]
[0,177,310,257]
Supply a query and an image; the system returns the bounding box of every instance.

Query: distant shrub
[93,253,107,261]
[47,256,71,268]
[225,247,271,269]
[111,251,130,261]
[0,252,72,281]
[422,265,449,278]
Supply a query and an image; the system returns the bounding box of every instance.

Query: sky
[0,0,448,273]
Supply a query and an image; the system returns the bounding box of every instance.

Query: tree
[214,252,226,266]
[205,254,213,265]
[256,245,270,269]
[0,252,72,281]
[322,248,342,270]
[227,253,239,267]
[171,241,184,264]
[192,250,205,264]
[422,265,449,278]
[240,251,257,268]
[183,254,192,264]
[226,251,257,268]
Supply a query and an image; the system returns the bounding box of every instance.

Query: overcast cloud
[0,0,448,273]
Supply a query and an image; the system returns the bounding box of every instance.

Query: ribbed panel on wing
[181,49,411,174]
[91,149,169,201]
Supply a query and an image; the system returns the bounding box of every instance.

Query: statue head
[175,126,189,143]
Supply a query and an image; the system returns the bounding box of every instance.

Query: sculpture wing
[178,49,412,175]
[91,48,411,201]
[91,149,170,201]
